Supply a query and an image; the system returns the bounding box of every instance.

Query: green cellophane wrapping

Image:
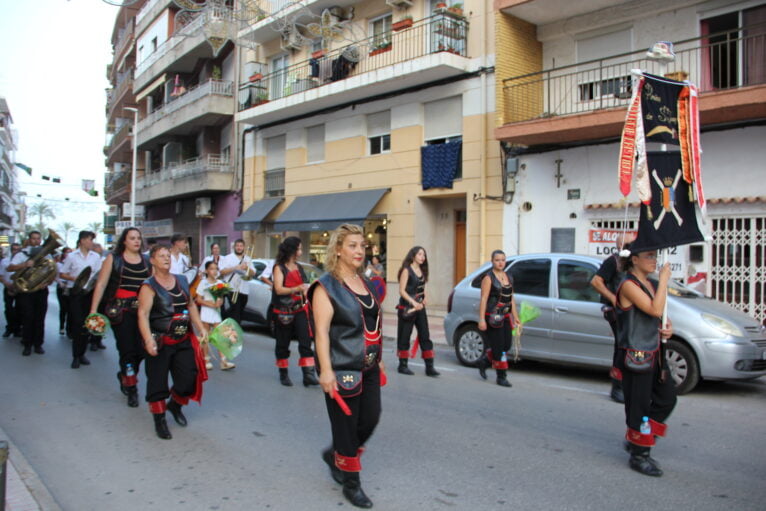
[84,312,110,337]
[511,302,541,361]
[209,318,244,360]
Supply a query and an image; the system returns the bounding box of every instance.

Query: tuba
[12,230,64,293]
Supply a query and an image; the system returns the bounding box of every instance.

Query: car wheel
[454,324,486,367]
[665,339,700,395]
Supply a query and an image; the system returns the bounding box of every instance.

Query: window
[311,39,323,54]
[558,260,600,302]
[578,76,632,101]
[370,14,392,50]
[151,37,158,52]
[306,124,325,162]
[265,135,286,197]
[270,54,289,100]
[509,259,551,297]
[367,111,390,155]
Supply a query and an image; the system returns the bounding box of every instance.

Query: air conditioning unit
[281,27,305,51]
[195,197,213,218]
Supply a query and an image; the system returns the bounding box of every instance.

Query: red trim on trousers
[650,419,667,437]
[148,400,166,414]
[421,349,434,359]
[334,452,361,472]
[610,367,623,381]
[276,358,289,368]
[298,356,315,367]
[626,428,655,447]
[171,390,189,406]
[397,350,410,359]
[159,333,208,404]
[122,373,138,387]
[491,360,509,370]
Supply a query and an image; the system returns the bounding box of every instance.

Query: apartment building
[236,0,502,309]
[0,97,22,242]
[494,0,766,322]
[125,0,242,261]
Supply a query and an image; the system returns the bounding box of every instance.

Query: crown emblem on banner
[663,177,674,187]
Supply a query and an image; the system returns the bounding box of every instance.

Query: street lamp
[123,107,139,227]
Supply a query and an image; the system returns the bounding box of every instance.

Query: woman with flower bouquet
[195,261,234,370]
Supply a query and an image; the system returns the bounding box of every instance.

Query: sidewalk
[1,425,61,511]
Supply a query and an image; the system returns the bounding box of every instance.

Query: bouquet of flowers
[84,313,110,337]
[209,318,244,360]
[208,282,232,300]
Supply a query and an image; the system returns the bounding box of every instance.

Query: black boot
[496,369,512,387]
[321,448,344,484]
[126,387,139,408]
[628,444,663,477]
[477,354,489,380]
[302,366,319,387]
[624,441,661,469]
[397,358,414,375]
[279,368,293,387]
[424,358,440,377]
[153,413,172,440]
[117,372,129,396]
[610,379,625,403]
[342,472,373,509]
[167,399,187,426]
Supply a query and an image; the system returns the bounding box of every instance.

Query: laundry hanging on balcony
[421,141,461,190]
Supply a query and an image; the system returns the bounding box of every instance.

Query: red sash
[160,332,209,403]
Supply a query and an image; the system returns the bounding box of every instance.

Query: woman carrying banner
[477,250,519,387]
[271,236,318,387]
[90,227,151,407]
[137,244,208,440]
[615,247,676,477]
[310,224,384,509]
[395,246,439,377]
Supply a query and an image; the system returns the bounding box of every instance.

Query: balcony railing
[113,19,135,61]
[264,168,285,197]
[238,13,469,111]
[106,170,131,196]
[501,25,766,124]
[108,73,134,113]
[137,154,232,189]
[108,122,133,158]
[138,79,234,131]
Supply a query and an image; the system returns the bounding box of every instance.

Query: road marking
[542,383,609,396]
[406,362,458,372]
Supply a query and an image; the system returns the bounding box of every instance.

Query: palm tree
[58,222,77,246]
[31,222,49,239]
[87,222,103,234]
[28,202,56,226]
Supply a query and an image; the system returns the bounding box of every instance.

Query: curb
[0,424,62,511]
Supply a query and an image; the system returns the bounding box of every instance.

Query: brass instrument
[12,230,64,293]
[231,246,255,304]
[70,266,97,296]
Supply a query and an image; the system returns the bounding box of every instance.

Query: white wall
[136,10,169,66]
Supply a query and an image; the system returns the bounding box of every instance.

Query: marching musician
[198,242,222,274]
[169,233,196,282]
[1,242,22,338]
[7,231,49,356]
[55,247,72,338]
[90,227,151,407]
[60,231,102,368]
[218,239,253,324]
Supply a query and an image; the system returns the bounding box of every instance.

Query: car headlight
[700,313,743,337]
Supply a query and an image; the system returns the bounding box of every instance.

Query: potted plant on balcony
[435,2,448,10]
[392,15,413,31]
[254,90,269,106]
[448,3,464,17]
[369,40,392,57]
[311,48,326,59]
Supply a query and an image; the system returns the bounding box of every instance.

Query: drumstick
[331,389,352,416]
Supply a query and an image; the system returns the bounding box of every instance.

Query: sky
[0,0,122,244]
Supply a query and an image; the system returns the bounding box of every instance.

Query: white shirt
[170,252,196,281]
[56,261,67,288]
[0,256,12,287]
[198,254,222,274]
[219,252,253,295]
[60,249,102,289]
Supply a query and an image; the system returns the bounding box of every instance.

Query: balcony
[135,0,174,37]
[136,79,234,148]
[106,170,131,204]
[112,19,135,75]
[107,73,135,122]
[107,122,133,165]
[496,26,766,147]
[240,0,356,45]
[237,13,473,126]
[135,153,234,203]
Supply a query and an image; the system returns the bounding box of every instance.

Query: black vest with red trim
[616,273,661,352]
[398,266,425,307]
[309,273,381,372]
[271,263,308,309]
[145,275,190,333]
[486,270,513,313]
[104,253,151,301]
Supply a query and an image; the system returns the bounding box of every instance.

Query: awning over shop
[273,189,390,232]
[234,198,283,231]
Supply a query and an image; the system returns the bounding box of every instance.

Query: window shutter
[367,111,390,138]
[266,135,286,170]
[424,96,462,140]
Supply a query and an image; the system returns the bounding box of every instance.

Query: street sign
[122,203,145,219]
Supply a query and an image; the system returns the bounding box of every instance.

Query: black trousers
[144,339,198,404]
[69,291,94,358]
[486,317,513,362]
[396,309,433,354]
[617,348,677,432]
[113,311,144,378]
[3,287,21,335]
[56,286,69,333]
[274,310,313,361]
[324,365,381,463]
[19,288,48,348]
[224,293,248,324]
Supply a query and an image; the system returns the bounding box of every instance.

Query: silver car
[241,259,324,327]
[444,253,766,394]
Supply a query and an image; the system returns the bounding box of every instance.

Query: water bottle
[639,416,651,435]
[125,364,135,378]
[500,351,508,363]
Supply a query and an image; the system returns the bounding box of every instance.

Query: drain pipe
[478,1,489,263]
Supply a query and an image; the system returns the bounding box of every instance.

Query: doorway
[454,209,466,285]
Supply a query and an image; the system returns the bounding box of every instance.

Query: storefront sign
[588,229,638,256]
[142,219,174,238]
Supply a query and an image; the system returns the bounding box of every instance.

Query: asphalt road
[0,294,764,511]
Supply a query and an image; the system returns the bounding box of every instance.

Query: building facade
[495,0,766,321]
[0,97,22,243]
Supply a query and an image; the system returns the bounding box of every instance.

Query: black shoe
[117,372,129,396]
[167,399,187,427]
[610,380,625,403]
[424,359,440,377]
[321,448,344,484]
[97,341,107,350]
[153,413,172,440]
[477,355,489,380]
[3,330,11,338]
[302,366,319,387]
[71,358,80,369]
[624,441,661,469]
[343,473,373,509]
[126,388,139,408]
[397,359,414,375]
[629,454,663,477]
[79,356,91,366]
[89,343,99,352]
[279,368,293,387]
[34,346,45,354]
[22,346,32,356]
[496,370,512,387]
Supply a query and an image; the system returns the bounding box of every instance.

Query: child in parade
[195,261,235,370]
